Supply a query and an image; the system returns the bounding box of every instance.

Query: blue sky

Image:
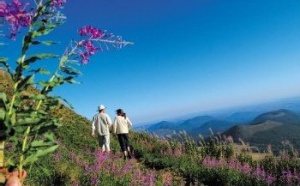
[2,0,300,124]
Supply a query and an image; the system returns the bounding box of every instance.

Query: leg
[98,135,105,152]
[104,135,111,152]
[117,134,128,159]
[123,134,132,159]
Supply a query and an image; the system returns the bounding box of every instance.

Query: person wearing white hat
[92,104,112,152]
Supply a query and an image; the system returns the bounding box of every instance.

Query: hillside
[251,109,300,125]
[144,115,218,136]
[189,119,236,136]
[0,68,97,151]
[225,111,260,123]
[0,69,186,185]
[177,115,215,130]
[223,109,300,151]
[147,121,178,132]
[3,69,300,185]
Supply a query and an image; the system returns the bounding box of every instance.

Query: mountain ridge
[223,109,300,151]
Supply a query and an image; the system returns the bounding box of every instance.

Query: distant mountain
[141,121,178,137]
[189,119,236,136]
[250,109,300,125]
[147,121,178,132]
[223,109,300,151]
[142,116,216,137]
[177,115,215,131]
[136,99,300,146]
[225,111,261,124]
[224,121,283,140]
[143,116,238,138]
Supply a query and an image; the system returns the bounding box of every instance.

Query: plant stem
[8,54,26,119]
[35,43,77,110]
[0,141,4,168]
[36,74,56,110]
[18,126,30,180]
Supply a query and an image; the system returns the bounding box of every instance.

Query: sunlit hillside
[2,69,300,185]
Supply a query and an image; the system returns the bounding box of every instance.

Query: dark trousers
[117,133,129,152]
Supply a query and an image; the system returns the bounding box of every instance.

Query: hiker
[113,109,133,160]
[92,105,112,152]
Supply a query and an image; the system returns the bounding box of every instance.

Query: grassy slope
[0,70,185,185]
[4,69,300,186]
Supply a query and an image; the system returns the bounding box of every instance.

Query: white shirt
[92,112,112,136]
[113,116,132,134]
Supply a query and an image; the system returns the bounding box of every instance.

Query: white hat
[98,104,106,111]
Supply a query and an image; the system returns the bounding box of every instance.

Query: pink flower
[78,26,89,36]
[0,1,8,17]
[53,152,62,162]
[79,52,89,64]
[83,40,97,54]
[90,27,104,38]
[1,0,32,38]
[265,174,276,185]
[75,25,131,64]
[78,26,104,38]
[51,0,67,8]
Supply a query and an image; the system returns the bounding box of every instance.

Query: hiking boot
[128,154,132,159]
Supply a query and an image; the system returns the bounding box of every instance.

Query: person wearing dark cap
[113,109,132,160]
[92,104,112,152]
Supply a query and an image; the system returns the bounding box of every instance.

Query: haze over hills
[3,68,300,152]
[135,100,300,151]
[136,97,300,132]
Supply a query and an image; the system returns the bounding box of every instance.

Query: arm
[106,114,112,126]
[126,117,132,129]
[113,117,117,134]
[92,116,96,136]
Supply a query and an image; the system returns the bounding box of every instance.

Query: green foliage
[0,0,85,179]
[237,152,253,164]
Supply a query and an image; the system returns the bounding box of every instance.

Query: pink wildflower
[78,25,104,38]
[1,0,32,38]
[265,174,276,185]
[0,1,8,17]
[51,0,67,8]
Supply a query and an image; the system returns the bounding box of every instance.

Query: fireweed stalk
[5,0,68,178]
[0,0,132,183]
[36,25,132,108]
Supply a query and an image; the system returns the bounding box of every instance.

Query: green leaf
[0,92,7,108]
[30,68,50,75]
[60,65,81,76]
[16,117,42,126]
[14,126,26,133]
[32,94,47,100]
[31,140,56,148]
[16,74,35,91]
[23,145,59,165]
[22,32,33,55]
[0,57,8,64]
[56,96,74,109]
[24,53,57,66]
[10,112,16,126]
[44,132,55,141]
[40,167,52,176]
[0,110,5,121]
[31,40,58,46]
[32,24,57,38]
[0,58,11,73]
[63,76,80,84]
